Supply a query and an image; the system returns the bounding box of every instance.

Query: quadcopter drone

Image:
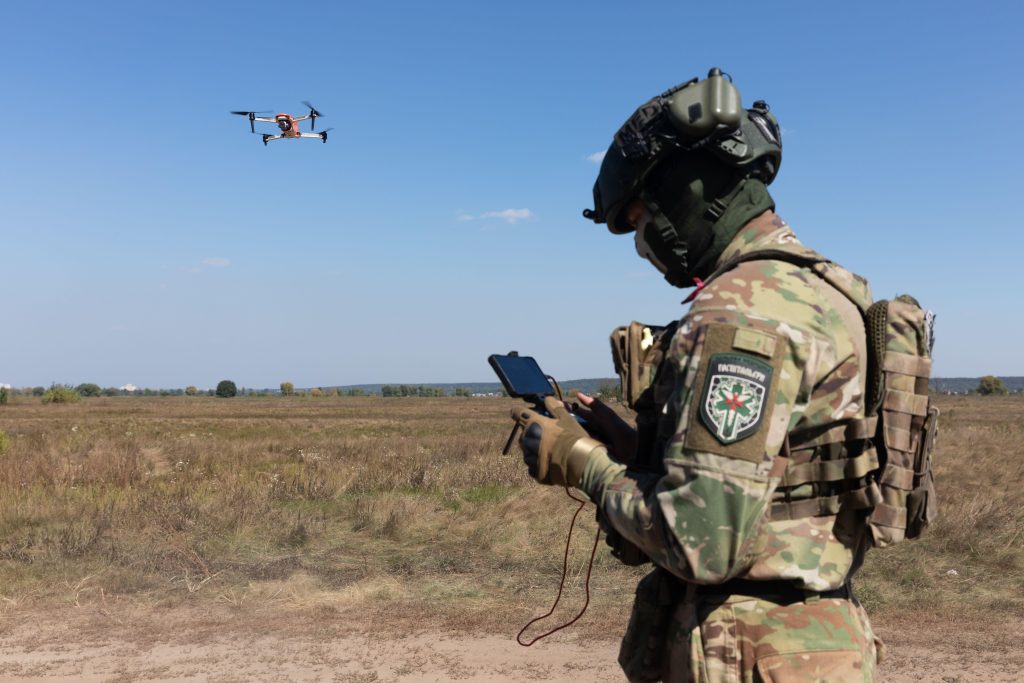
[230,101,331,146]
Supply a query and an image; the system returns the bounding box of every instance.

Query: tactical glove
[513,396,604,487]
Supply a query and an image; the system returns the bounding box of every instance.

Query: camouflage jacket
[579,211,873,590]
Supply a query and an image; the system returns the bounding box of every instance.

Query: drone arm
[252,116,277,123]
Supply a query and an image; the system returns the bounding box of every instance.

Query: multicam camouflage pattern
[579,211,881,680]
[663,594,880,682]
[865,296,938,547]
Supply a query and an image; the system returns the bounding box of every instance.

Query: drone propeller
[319,127,333,143]
[301,101,323,130]
[230,110,272,133]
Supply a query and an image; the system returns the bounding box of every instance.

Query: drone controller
[488,352,586,454]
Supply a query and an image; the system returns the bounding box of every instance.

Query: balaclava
[633,150,775,287]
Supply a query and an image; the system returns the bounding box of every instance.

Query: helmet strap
[638,193,692,288]
[638,175,775,287]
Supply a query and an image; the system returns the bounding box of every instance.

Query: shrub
[0,387,8,405]
[185,385,199,396]
[280,382,294,396]
[215,380,237,398]
[41,385,81,404]
[102,387,119,396]
[32,386,45,397]
[75,383,101,397]
[0,430,9,455]
[977,376,1009,396]
[310,388,324,398]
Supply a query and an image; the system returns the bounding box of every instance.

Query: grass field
[0,394,1021,639]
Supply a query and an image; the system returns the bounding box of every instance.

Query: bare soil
[0,605,1020,682]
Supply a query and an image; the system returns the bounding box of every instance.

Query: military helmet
[583,68,782,233]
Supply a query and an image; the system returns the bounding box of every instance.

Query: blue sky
[2,1,1022,388]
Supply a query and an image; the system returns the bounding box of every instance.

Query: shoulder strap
[703,247,827,287]
[703,246,871,315]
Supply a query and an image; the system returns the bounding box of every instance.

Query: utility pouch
[611,322,663,410]
[611,321,678,410]
[606,322,679,568]
[611,321,678,471]
[865,295,939,547]
[618,567,679,682]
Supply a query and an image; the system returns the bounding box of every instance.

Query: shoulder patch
[699,353,772,444]
[684,323,784,463]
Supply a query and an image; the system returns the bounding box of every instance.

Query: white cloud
[481,208,534,223]
[457,208,535,224]
[586,150,607,164]
[182,257,232,273]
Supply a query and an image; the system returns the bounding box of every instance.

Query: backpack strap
[702,247,828,289]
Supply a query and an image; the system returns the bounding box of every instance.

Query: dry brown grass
[856,395,1024,618]
[0,394,1019,637]
[0,396,642,635]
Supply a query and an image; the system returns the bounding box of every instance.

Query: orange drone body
[275,114,298,136]
[230,102,331,146]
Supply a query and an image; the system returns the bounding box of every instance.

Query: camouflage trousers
[620,572,881,682]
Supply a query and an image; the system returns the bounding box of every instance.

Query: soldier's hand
[513,396,603,487]
[574,392,637,464]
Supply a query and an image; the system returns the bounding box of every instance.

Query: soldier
[513,69,884,681]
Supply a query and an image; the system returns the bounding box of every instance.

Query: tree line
[0,380,480,403]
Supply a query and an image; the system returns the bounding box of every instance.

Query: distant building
[120,384,137,392]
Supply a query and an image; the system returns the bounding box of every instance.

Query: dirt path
[0,606,1019,682]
